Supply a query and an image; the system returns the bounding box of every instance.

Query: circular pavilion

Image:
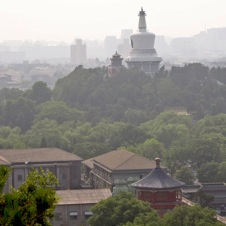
[131,158,184,216]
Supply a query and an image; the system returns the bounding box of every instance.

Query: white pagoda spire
[138,7,147,32]
[125,7,162,74]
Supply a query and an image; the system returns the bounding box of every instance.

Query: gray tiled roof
[56,189,112,205]
[91,149,156,171]
[82,158,94,169]
[0,156,10,165]
[132,164,184,189]
[0,148,82,164]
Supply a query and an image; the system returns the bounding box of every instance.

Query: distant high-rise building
[126,8,162,74]
[117,29,133,59]
[70,39,87,66]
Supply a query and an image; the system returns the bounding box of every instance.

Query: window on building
[17,175,23,181]
[62,173,67,181]
[55,213,63,221]
[69,211,78,220]
[84,211,93,219]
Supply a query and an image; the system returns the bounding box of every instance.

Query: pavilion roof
[132,158,184,190]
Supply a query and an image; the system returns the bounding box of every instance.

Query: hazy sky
[0,0,225,43]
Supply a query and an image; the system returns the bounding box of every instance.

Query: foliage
[162,205,224,226]
[218,161,226,182]
[1,97,36,132]
[0,166,58,226]
[89,192,224,226]
[136,138,165,160]
[175,166,195,185]
[0,126,26,149]
[123,212,162,226]
[88,192,160,226]
[25,81,52,104]
[34,101,84,124]
[1,65,226,182]
[195,190,214,208]
[197,162,220,183]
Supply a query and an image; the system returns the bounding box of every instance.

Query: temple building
[125,8,162,74]
[108,51,124,77]
[132,158,184,216]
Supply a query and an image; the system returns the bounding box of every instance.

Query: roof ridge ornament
[155,157,161,168]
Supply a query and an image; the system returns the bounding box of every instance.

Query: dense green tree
[0,166,58,226]
[88,192,160,226]
[175,166,195,185]
[25,119,69,149]
[197,162,220,183]
[2,97,36,132]
[190,134,222,168]
[140,112,192,149]
[25,81,52,104]
[162,205,224,226]
[0,88,23,105]
[34,101,84,124]
[136,138,165,160]
[0,127,26,149]
[123,212,162,226]
[218,161,226,182]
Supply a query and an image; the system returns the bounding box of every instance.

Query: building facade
[126,8,162,74]
[82,149,157,190]
[70,39,87,66]
[0,148,82,191]
[52,189,112,226]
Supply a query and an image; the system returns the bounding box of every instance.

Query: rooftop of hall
[0,148,82,164]
[82,149,160,172]
[132,158,184,190]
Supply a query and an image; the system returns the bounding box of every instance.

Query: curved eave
[131,167,185,190]
[132,184,184,190]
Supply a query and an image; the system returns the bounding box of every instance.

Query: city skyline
[0,0,226,43]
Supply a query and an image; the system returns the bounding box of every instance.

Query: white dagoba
[125,8,162,74]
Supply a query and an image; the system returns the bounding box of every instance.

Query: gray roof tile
[91,149,156,171]
[132,160,184,189]
[0,148,82,164]
[56,189,112,205]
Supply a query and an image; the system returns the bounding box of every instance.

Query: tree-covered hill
[0,64,226,182]
[53,64,226,123]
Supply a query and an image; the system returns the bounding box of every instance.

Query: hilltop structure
[126,8,162,74]
[108,51,124,76]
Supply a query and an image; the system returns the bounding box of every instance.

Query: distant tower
[125,8,162,74]
[132,158,184,216]
[70,39,87,66]
[108,51,123,77]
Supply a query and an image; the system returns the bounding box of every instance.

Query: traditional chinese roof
[0,148,82,164]
[132,158,184,190]
[90,149,157,172]
[56,189,112,205]
[112,51,121,58]
[0,155,10,165]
